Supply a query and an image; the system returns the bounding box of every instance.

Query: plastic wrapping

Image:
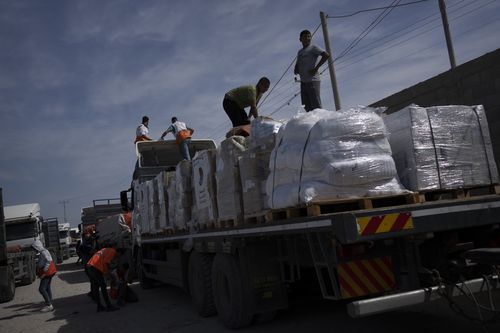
[250,117,284,150]
[384,104,499,191]
[266,107,407,209]
[216,136,247,221]
[156,171,175,230]
[192,149,218,226]
[172,161,193,230]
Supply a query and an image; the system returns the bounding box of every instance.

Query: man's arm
[160,127,173,139]
[309,51,330,76]
[249,102,258,119]
[294,60,299,75]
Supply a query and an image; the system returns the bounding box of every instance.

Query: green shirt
[225,85,262,109]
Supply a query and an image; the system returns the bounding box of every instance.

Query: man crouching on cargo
[86,245,121,312]
[160,117,194,161]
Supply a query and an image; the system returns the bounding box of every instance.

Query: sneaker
[40,305,54,313]
[106,305,120,312]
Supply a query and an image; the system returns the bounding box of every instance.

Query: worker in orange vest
[86,246,120,312]
[134,116,153,144]
[160,116,194,161]
[32,240,57,312]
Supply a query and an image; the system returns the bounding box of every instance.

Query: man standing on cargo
[294,30,329,111]
[223,77,270,127]
[160,117,194,161]
[135,116,152,143]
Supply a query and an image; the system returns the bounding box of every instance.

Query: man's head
[142,116,149,126]
[257,77,270,94]
[299,29,312,47]
[171,117,178,124]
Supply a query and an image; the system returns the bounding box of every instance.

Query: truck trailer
[124,128,500,328]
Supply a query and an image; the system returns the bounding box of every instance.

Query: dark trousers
[39,275,53,306]
[300,81,322,111]
[87,266,112,308]
[118,283,138,303]
[223,98,250,127]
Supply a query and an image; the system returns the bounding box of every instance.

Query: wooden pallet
[417,184,500,202]
[198,221,217,230]
[266,193,420,222]
[215,218,238,229]
[243,213,267,225]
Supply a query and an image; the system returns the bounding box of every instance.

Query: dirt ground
[1,257,499,333]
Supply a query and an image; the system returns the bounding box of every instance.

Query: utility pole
[59,200,68,223]
[320,11,341,111]
[438,0,457,69]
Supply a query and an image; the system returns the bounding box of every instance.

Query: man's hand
[309,67,318,76]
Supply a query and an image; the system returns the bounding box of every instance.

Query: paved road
[1,257,499,333]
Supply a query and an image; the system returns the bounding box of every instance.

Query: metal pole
[438,0,457,69]
[320,11,342,110]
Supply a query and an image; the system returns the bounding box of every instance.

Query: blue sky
[1,0,499,226]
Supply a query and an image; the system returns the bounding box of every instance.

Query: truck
[58,223,72,260]
[124,136,500,328]
[3,201,43,288]
[42,218,63,264]
[0,188,15,302]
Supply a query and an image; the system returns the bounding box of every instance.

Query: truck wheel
[137,250,154,289]
[20,257,36,285]
[0,266,15,303]
[212,253,253,329]
[188,252,216,317]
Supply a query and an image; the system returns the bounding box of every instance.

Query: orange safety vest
[122,212,132,228]
[134,135,150,144]
[37,260,57,277]
[88,248,117,274]
[175,129,192,145]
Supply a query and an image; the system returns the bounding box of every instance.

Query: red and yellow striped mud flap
[337,256,396,299]
[357,212,413,236]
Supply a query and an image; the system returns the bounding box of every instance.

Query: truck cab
[58,223,72,260]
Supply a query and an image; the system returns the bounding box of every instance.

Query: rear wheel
[188,252,216,317]
[212,253,253,329]
[0,266,15,303]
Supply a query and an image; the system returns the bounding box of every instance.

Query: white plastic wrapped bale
[166,174,177,228]
[138,181,151,234]
[192,149,218,226]
[216,136,247,222]
[384,104,499,191]
[239,148,272,216]
[156,171,175,230]
[250,117,284,151]
[147,180,160,234]
[266,107,407,209]
[133,182,143,238]
[174,160,193,230]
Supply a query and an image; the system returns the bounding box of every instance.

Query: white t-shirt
[136,124,149,137]
[168,121,187,135]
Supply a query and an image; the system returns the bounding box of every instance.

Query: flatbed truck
[125,141,500,328]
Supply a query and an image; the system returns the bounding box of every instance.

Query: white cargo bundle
[147,180,160,234]
[250,117,284,151]
[239,148,272,216]
[216,136,247,222]
[166,174,177,228]
[192,149,218,226]
[266,107,407,209]
[174,160,193,230]
[156,171,175,230]
[384,104,499,191]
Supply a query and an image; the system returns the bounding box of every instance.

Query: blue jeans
[39,276,53,306]
[179,139,191,161]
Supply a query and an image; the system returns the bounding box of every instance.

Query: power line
[326,0,431,19]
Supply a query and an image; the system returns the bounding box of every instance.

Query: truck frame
[126,141,500,328]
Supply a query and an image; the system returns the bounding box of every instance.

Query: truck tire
[137,249,154,289]
[212,253,253,329]
[20,256,36,286]
[188,252,216,317]
[0,266,15,303]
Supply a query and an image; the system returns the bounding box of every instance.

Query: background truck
[42,218,63,264]
[58,223,71,260]
[0,188,15,302]
[124,139,500,329]
[3,201,43,288]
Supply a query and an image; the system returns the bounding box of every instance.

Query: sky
[1,0,499,227]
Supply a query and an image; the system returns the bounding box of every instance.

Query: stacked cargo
[266,107,407,209]
[155,171,175,230]
[239,118,283,217]
[192,149,218,227]
[216,136,247,224]
[173,161,193,230]
[384,104,499,191]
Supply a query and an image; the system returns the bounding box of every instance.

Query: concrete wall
[371,48,500,171]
